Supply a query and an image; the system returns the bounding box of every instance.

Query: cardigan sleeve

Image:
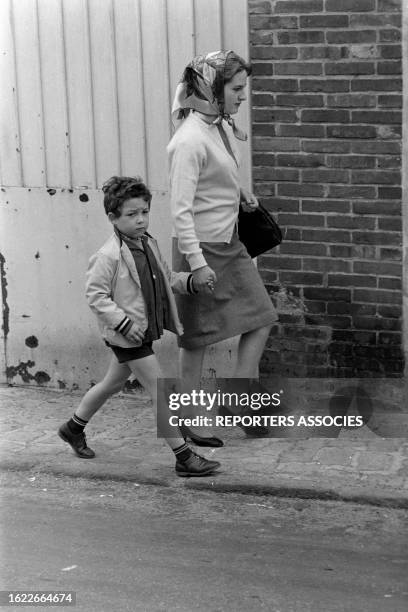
[168,139,208,271]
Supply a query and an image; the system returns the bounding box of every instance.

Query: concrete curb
[2,458,407,509]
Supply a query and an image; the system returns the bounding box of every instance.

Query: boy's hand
[192,265,217,295]
[125,323,145,344]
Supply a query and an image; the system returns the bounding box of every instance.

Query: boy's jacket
[86,232,190,348]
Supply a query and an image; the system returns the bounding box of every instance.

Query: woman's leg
[75,356,131,422]
[234,325,272,378]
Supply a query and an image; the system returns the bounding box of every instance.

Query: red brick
[303,140,351,154]
[327,125,377,138]
[350,245,377,258]
[350,14,401,28]
[252,78,298,92]
[275,63,322,76]
[353,231,401,245]
[278,213,324,227]
[305,300,327,313]
[274,0,323,13]
[378,61,402,75]
[304,168,350,184]
[275,94,324,107]
[326,0,375,10]
[278,31,324,44]
[380,248,402,260]
[329,245,353,258]
[327,155,375,169]
[248,0,272,14]
[253,137,300,151]
[351,141,400,154]
[328,274,376,287]
[277,153,324,167]
[327,94,376,108]
[378,0,402,11]
[250,31,274,45]
[378,217,402,231]
[378,305,402,318]
[377,156,401,169]
[351,170,400,184]
[351,78,401,91]
[354,289,401,304]
[326,31,376,44]
[277,124,325,138]
[252,46,297,60]
[280,242,327,256]
[299,47,345,60]
[250,15,298,28]
[325,61,375,74]
[302,229,351,243]
[259,256,301,270]
[300,14,348,27]
[378,333,402,346]
[255,168,299,181]
[327,216,375,230]
[328,186,375,198]
[252,62,274,75]
[332,330,376,344]
[352,201,401,215]
[253,182,275,195]
[304,287,351,301]
[262,197,299,212]
[300,79,349,92]
[378,187,401,198]
[253,124,276,136]
[352,110,401,124]
[378,277,401,290]
[253,108,296,122]
[279,271,323,284]
[252,92,275,105]
[302,200,350,214]
[278,183,325,197]
[379,44,402,58]
[303,258,351,272]
[252,153,276,165]
[378,95,402,108]
[301,109,349,123]
[379,29,401,42]
[353,261,401,275]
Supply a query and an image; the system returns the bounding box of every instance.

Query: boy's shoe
[58,422,95,459]
[175,451,220,477]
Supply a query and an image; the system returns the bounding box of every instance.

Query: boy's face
[109,197,150,239]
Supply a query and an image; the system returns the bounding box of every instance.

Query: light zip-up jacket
[86,232,191,348]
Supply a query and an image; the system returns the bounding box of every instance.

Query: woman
[167,50,278,446]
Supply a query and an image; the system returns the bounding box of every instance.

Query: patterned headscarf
[171,50,248,141]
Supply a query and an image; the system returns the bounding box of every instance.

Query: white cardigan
[167,112,241,271]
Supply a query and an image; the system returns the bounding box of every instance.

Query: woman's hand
[240,187,259,212]
[125,323,145,344]
[192,265,217,295]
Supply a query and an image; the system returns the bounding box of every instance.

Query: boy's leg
[127,354,221,476]
[58,356,130,458]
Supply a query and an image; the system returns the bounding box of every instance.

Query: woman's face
[223,70,247,115]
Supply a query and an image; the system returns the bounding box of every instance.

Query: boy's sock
[67,414,88,435]
[173,442,193,463]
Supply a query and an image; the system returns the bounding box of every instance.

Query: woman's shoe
[180,424,224,447]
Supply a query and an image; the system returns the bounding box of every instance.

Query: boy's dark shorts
[105,341,154,363]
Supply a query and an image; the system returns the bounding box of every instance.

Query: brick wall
[249,0,403,377]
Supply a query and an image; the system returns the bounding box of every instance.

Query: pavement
[1,382,408,508]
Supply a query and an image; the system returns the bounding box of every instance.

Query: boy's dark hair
[102,176,152,217]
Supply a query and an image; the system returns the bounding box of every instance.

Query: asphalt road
[0,471,407,612]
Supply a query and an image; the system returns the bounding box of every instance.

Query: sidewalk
[1,384,408,508]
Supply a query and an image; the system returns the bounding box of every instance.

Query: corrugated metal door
[0,0,251,389]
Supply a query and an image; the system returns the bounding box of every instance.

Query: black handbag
[238,203,282,258]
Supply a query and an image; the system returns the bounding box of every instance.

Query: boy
[58,176,220,477]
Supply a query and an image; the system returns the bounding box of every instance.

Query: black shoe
[180,424,224,448]
[175,451,220,477]
[58,422,95,458]
[218,405,269,437]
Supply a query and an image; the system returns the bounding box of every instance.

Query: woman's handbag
[238,203,282,258]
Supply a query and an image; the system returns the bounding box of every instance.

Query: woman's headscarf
[171,50,247,141]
